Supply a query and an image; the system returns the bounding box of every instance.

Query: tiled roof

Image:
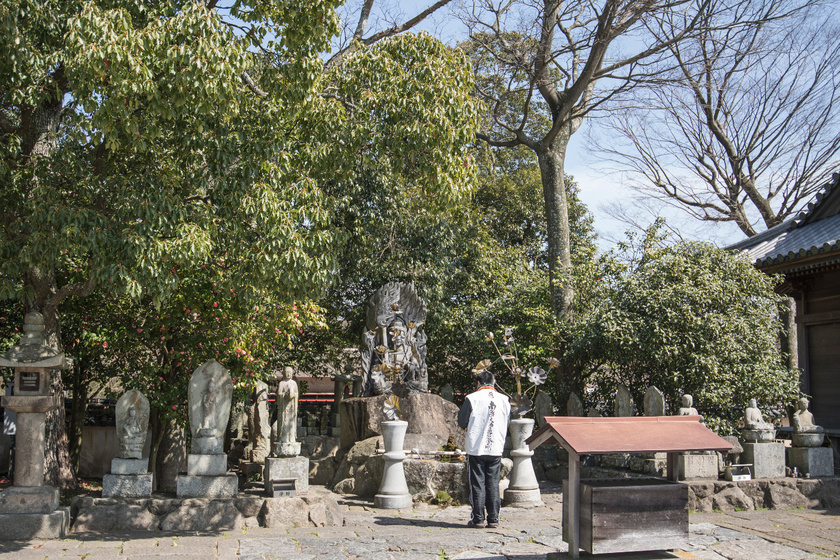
[727,172,840,269]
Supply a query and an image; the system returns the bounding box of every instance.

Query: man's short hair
[476,370,495,387]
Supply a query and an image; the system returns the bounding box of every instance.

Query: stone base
[374,493,412,509]
[678,453,719,480]
[272,442,302,457]
[503,487,543,507]
[111,457,149,475]
[0,508,69,539]
[264,456,309,494]
[0,485,59,514]
[102,473,153,498]
[192,435,223,455]
[187,453,227,476]
[788,446,834,477]
[239,460,263,479]
[176,473,238,498]
[742,442,785,479]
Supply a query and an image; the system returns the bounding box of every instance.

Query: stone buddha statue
[792,397,824,447]
[678,394,699,416]
[742,398,776,442]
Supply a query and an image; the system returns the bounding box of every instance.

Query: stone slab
[187,453,227,476]
[111,457,149,475]
[0,508,69,539]
[0,485,59,514]
[788,446,834,477]
[176,473,238,498]
[678,453,720,480]
[264,456,309,494]
[102,473,153,498]
[741,442,785,479]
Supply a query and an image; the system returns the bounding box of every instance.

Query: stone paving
[0,484,837,559]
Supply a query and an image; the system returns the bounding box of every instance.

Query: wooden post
[568,452,581,558]
[666,452,679,481]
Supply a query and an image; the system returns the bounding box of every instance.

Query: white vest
[465,388,510,456]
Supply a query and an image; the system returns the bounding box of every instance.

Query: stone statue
[678,394,699,416]
[248,381,271,462]
[567,392,584,416]
[615,385,635,417]
[644,386,665,416]
[439,383,455,403]
[272,366,300,457]
[742,398,776,442]
[533,390,554,426]
[188,360,233,454]
[116,390,149,459]
[360,282,429,395]
[792,397,824,447]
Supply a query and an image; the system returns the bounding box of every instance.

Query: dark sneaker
[468,520,486,528]
[486,521,499,528]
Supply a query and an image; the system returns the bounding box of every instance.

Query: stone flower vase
[374,420,413,509]
[503,417,543,507]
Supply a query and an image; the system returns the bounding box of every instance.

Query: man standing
[457,369,511,528]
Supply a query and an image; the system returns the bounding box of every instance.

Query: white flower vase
[374,420,413,509]
[503,417,543,507]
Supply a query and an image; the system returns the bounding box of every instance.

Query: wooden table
[526,416,733,558]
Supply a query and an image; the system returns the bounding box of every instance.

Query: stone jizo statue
[248,381,271,462]
[188,360,233,455]
[792,397,824,447]
[272,366,301,457]
[116,389,149,459]
[643,386,665,416]
[615,385,634,417]
[678,394,699,416]
[742,398,776,442]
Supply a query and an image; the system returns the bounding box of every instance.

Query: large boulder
[340,394,465,450]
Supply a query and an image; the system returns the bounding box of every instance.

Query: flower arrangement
[474,327,560,418]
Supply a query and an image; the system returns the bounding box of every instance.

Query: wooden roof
[526,416,734,455]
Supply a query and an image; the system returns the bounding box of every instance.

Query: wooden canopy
[526,415,734,455]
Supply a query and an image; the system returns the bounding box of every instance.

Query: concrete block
[176,473,238,498]
[788,446,834,477]
[111,457,149,475]
[187,453,227,476]
[742,442,785,479]
[0,485,59,514]
[264,456,309,494]
[102,473,153,498]
[0,508,69,540]
[678,453,719,480]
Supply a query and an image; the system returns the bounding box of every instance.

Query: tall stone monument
[643,386,665,416]
[248,381,271,463]
[567,392,584,416]
[265,366,308,496]
[740,398,784,479]
[103,390,152,497]
[176,360,237,498]
[0,311,70,539]
[614,385,635,417]
[788,397,833,477]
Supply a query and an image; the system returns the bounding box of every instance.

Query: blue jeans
[467,454,501,524]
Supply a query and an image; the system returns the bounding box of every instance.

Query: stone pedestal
[788,446,834,477]
[264,456,309,495]
[176,473,239,498]
[374,420,412,509]
[677,452,719,480]
[504,417,543,507]
[176,453,237,498]
[0,508,70,539]
[103,458,152,498]
[741,442,785,479]
[103,473,153,498]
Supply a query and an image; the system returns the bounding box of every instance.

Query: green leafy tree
[566,226,799,433]
[1,1,479,486]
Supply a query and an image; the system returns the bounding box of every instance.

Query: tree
[566,226,800,433]
[458,0,709,320]
[1,1,479,486]
[593,0,839,237]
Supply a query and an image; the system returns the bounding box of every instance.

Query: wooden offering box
[563,478,688,555]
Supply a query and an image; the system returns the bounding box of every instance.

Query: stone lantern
[0,311,69,539]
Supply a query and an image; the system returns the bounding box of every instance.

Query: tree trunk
[68,358,88,476]
[537,139,574,322]
[152,413,186,493]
